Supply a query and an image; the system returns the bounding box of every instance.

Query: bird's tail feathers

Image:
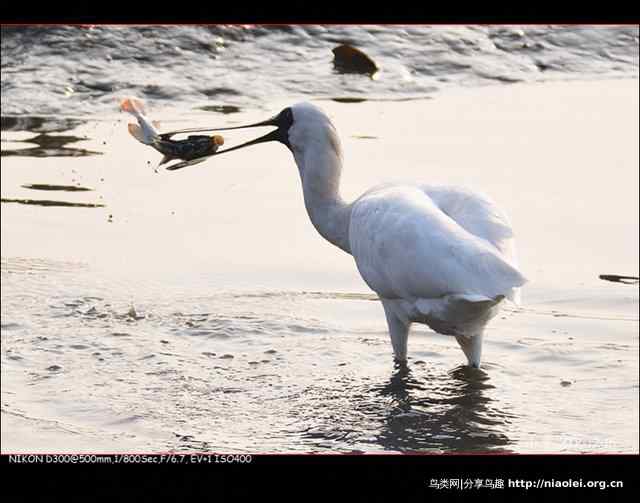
[416,293,505,330]
[449,293,505,314]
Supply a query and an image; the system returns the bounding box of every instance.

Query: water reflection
[1,115,101,157]
[21,184,92,192]
[1,132,102,158]
[197,105,242,114]
[294,363,514,453]
[1,116,84,133]
[370,364,513,452]
[1,198,104,208]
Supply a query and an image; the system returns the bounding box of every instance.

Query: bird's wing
[421,184,524,303]
[349,185,526,302]
[420,184,518,263]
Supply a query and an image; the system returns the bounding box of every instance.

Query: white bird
[165,102,528,368]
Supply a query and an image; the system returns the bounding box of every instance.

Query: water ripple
[1,25,637,117]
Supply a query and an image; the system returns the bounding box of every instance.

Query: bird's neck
[295,147,352,254]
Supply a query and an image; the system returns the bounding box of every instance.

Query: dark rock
[332,44,378,75]
[332,97,367,103]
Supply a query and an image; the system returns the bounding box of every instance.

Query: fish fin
[131,98,147,112]
[120,98,137,114]
[120,98,133,113]
[127,123,149,144]
[120,97,147,115]
[158,155,173,166]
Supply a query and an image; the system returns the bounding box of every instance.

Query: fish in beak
[121,97,226,170]
[161,107,294,170]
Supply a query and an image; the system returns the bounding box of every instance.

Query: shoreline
[2,74,638,122]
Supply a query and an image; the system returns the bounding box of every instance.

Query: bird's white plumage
[350,183,525,302]
[422,184,522,304]
[285,103,527,367]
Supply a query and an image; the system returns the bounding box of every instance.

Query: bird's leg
[381,301,410,363]
[455,333,484,368]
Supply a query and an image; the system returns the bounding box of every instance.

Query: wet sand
[1,79,638,453]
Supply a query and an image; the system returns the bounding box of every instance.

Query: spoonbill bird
[166,102,527,368]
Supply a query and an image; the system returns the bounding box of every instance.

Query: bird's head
[286,103,342,160]
[162,102,341,165]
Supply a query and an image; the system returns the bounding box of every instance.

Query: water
[2,25,638,116]
[1,255,637,453]
[1,25,639,453]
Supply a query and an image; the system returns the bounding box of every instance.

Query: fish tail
[120,97,146,115]
[121,97,159,145]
